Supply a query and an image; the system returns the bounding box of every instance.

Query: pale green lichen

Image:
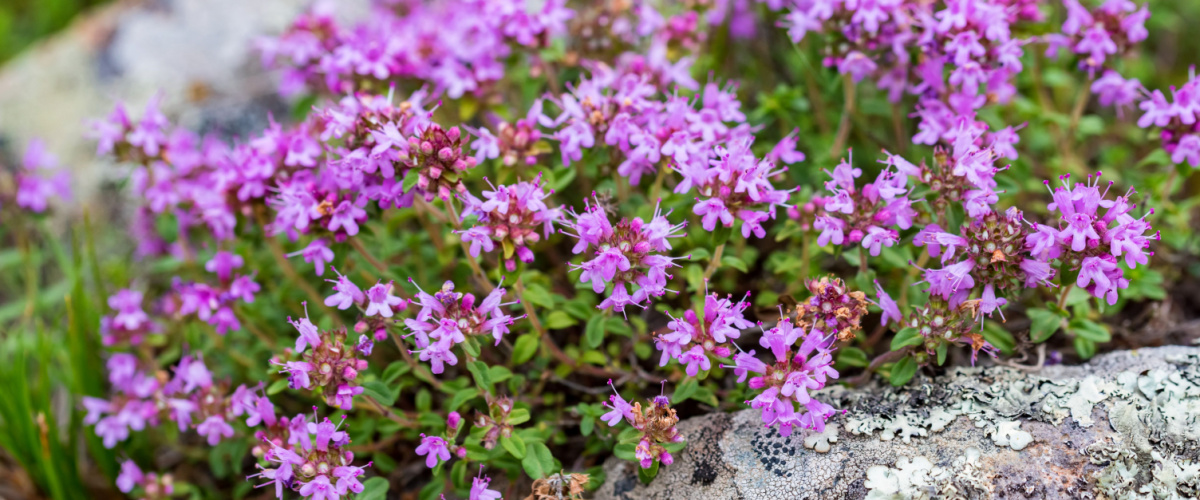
[990,420,1033,451]
[802,423,838,453]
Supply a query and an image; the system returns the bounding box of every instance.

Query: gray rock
[595,346,1200,500]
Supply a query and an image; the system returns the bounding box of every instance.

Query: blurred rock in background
[0,0,366,212]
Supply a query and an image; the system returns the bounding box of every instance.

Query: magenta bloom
[364,281,406,318]
[563,197,686,312]
[415,434,451,468]
[324,271,365,310]
[288,239,335,276]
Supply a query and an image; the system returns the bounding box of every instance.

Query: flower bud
[447,411,462,431]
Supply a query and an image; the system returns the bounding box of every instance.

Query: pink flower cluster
[678,137,796,238]
[539,73,749,184]
[1115,72,1200,168]
[84,353,252,448]
[100,289,160,346]
[256,0,572,98]
[90,97,245,244]
[808,151,918,256]
[459,176,563,270]
[11,138,71,213]
[726,318,838,437]
[403,279,523,373]
[562,196,686,312]
[1028,172,1159,305]
[768,0,1042,146]
[1045,0,1149,74]
[654,290,754,376]
[117,460,174,500]
[275,305,374,411]
[267,90,428,240]
[247,408,371,500]
[166,251,261,335]
[601,382,684,469]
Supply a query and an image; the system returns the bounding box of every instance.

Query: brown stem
[830,74,857,159]
[360,394,414,426]
[845,348,908,387]
[349,237,389,276]
[1068,74,1095,136]
[703,243,726,280]
[1056,284,1075,310]
[858,246,869,275]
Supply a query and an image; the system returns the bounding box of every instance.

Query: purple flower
[205,251,244,281]
[364,281,406,318]
[298,475,337,500]
[862,226,898,256]
[288,240,335,276]
[601,379,634,427]
[289,304,322,353]
[874,281,902,326]
[415,434,451,468]
[470,472,502,500]
[324,271,365,310]
[116,460,144,493]
[196,415,234,446]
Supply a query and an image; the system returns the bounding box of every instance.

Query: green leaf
[381,361,411,384]
[889,356,918,386]
[564,300,594,320]
[721,255,748,272]
[416,389,432,412]
[521,442,556,479]
[460,336,482,358]
[837,347,869,368]
[983,322,1016,355]
[1028,308,1063,343]
[638,460,660,484]
[546,310,577,329]
[617,426,642,444]
[936,342,948,366]
[508,408,531,425]
[358,477,390,500]
[266,378,288,395]
[501,434,527,459]
[661,441,687,454]
[672,379,699,404]
[401,169,421,193]
[580,416,595,436]
[685,264,704,292]
[712,225,733,246]
[1070,318,1111,343]
[511,333,540,365]
[361,380,397,406]
[585,315,607,348]
[523,284,556,309]
[488,365,513,383]
[448,388,479,411]
[613,443,638,461]
[467,361,494,394]
[1074,336,1097,359]
[890,327,923,350]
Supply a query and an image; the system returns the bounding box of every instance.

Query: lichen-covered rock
[595,346,1200,499]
